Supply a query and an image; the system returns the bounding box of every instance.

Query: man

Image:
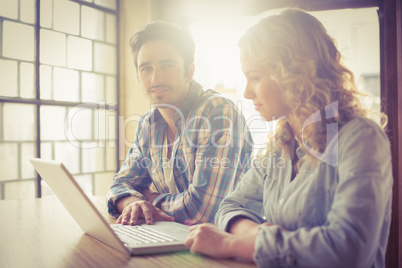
[107,21,252,225]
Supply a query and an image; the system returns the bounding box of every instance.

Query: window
[0,0,119,199]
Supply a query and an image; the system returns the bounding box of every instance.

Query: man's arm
[107,116,173,224]
[152,102,253,224]
[116,187,160,214]
[107,144,174,224]
[106,141,151,216]
[114,187,172,225]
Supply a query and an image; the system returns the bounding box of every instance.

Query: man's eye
[141,67,151,72]
[163,64,173,69]
[249,77,259,81]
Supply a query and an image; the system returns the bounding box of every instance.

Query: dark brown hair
[129,21,195,70]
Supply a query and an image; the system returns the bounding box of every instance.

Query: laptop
[30,158,190,255]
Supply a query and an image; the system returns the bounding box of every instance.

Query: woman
[184,9,392,268]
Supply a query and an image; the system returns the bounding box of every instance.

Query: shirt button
[279,198,285,205]
[284,255,297,265]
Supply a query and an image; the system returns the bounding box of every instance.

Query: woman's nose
[243,83,255,100]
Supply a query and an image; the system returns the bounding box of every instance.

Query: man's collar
[171,80,203,126]
[148,80,203,127]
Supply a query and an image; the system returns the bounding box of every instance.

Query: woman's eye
[163,64,173,69]
[249,77,259,81]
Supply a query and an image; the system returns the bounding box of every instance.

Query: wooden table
[0,196,256,268]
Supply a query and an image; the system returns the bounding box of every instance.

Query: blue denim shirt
[215,117,393,268]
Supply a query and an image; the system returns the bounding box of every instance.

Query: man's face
[137,40,194,107]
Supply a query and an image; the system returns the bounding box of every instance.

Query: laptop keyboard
[111,225,179,245]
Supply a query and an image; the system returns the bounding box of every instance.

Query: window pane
[53,0,79,35]
[3,104,36,141]
[20,0,35,24]
[94,0,117,10]
[21,142,36,179]
[94,108,106,141]
[81,6,105,41]
[0,0,18,19]
[94,172,114,196]
[3,21,35,61]
[40,106,67,141]
[54,141,80,174]
[4,180,35,199]
[66,106,93,141]
[94,43,116,74]
[0,103,2,136]
[40,29,66,66]
[94,108,116,141]
[105,76,117,104]
[311,8,380,115]
[107,110,117,140]
[82,147,105,173]
[40,0,53,28]
[106,144,116,171]
[75,174,93,196]
[0,143,18,181]
[106,13,116,44]
[40,65,52,100]
[40,142,53,160]
[20,62,35,99]
[82,72,104,102]
[67,36,93,71]
[53,67,79,101]
[0,59,18,97]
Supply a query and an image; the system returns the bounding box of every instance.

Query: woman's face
[241,52,291,121]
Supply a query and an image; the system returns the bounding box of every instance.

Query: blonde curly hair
[239,9,387,165]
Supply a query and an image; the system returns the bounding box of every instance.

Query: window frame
[0,0,121,199]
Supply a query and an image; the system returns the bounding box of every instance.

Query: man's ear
[185,63,195,81]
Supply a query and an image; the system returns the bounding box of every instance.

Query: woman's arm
[185,163,270,260]
[184,223,257,260]
[184,220,275,259]
[214,165,268,230]
[227,216,260,235]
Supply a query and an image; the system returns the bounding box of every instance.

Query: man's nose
[151,68,164,84]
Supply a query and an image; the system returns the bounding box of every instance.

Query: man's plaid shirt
[107,80,253,224]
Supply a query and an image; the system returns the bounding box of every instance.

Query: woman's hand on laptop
[116,198,174,225]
